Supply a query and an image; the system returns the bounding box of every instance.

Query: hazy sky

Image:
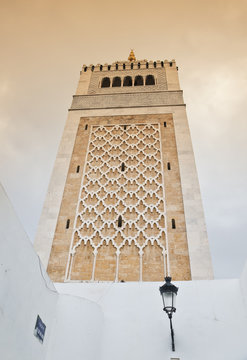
[1,0,247,278]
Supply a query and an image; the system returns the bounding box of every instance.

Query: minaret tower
[35,51,213,282]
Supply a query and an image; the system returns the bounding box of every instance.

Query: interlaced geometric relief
[65,123,169,282]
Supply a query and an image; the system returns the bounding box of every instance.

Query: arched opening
[161,61,164,67]
[123,63,126,69]
[138,62,140,69]
[108,65,111,70]
[121,163,125,171]
[146,62,149,69]
[112,76,121,87]
[116,64,118,70]
[91,65,95,72]
[145,75,155,85]
[100,65,103,71]
[84,66,88,72]
[123,76,132,86]
[153,61,157,68]
[131,63,133,69]
[134,75,143,86]
[101,77,110,88]
[118,215,123,228]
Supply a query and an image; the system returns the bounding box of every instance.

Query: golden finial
[128,49,136,62]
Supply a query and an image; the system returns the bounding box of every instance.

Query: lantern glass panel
[162,291,177,311]
[163,291,173,309]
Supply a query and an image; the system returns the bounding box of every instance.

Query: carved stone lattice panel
[66,123,169,281]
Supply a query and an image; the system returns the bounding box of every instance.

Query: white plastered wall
[0,183,103,360]
[34,105,213,279]
[55,278,247,360]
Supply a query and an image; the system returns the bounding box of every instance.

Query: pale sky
[0,0,247,278]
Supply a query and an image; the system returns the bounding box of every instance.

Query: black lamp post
[159,276,178,352]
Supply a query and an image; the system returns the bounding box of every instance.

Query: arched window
[145,75,155,85]
[138,62,141,69]
[116,64,118,70]
[91,65,95,72]
[161,61,164,67]
[118,215,122,228]
[123,76,132,86]
[123,63,126,69]
[101,77,110,88]
[153,61,157,68]
[134,75,144,86]
[131,63,133,69]
[112,77,121,87]
[84,66,88,72]
[108,65,111,70]
[100,65,103,71]
[146,62,149,69]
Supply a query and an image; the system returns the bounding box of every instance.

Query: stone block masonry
[47,114,191,282]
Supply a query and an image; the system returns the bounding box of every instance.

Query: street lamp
[159,276,178,352]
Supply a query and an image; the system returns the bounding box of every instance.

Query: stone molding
[70,90,184,110]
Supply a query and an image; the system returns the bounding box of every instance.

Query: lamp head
[159,277,178,316]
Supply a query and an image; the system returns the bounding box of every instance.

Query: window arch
[134,75,144,86]
[101,77,110,88]
[118,215,123,228]
[145,75,155,85]
[100,65,103,71]
[123,76,132,86]
[112,76,121,87]
[153,61,157,68]
[131,63,133,69]
[84,66,88,72]
[146,62,149,69]
[91,65,95,72]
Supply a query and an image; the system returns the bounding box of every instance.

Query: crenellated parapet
[81,59,177,73]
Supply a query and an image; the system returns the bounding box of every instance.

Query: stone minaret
[34,51,213,282]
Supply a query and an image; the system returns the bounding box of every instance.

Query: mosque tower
[34,51,213,282]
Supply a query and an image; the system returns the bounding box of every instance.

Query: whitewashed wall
[0,184,103,360]
[55,278,247,360]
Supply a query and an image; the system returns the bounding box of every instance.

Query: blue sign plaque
[34,315,46,344]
